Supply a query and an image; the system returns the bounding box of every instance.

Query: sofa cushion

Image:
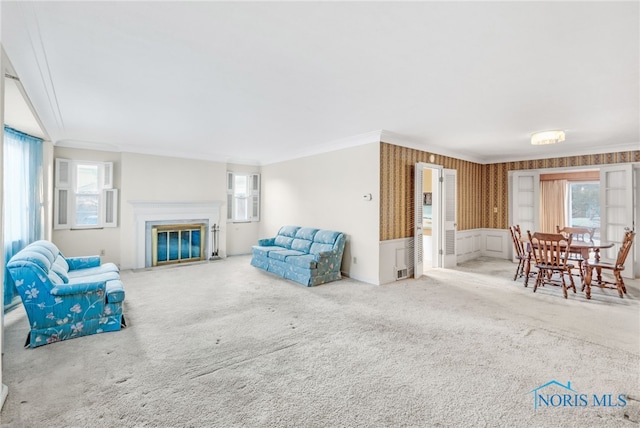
[252,245,287,258]
[51,262,69,283]
[295,227,319,240]
[68,271,120,284]
[291,238,313,253]
[67,263,119,279]
[278,225,301,238]
[310,242,334,255]
[12,251,51,272]
[285,254,318,269]
[29,240,59,264]
[274,235,294,249]
[313,230,341,244]
[269,250,304,262]
[53,255,70,272]
[47,270,64,285]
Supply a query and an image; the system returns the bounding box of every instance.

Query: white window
[227,172,260,222]
[54,158,118,229]
[567,181,600,241]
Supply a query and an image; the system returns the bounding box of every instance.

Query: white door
[414,163,443,277]
[442,168,457,268]
[430,168,441,268]
[414,163,426,278]
[600,164,635,278]
[511,171,540,240]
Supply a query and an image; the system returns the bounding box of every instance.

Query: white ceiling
[2,1,638,165]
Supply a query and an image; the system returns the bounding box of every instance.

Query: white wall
[261,142,380,284]
[51,147,122,263]
[226,163,261,255]
[119,152,227,269]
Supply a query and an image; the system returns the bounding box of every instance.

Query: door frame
[414,163,457,277]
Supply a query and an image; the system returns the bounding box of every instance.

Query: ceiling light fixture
[531,130,566,145]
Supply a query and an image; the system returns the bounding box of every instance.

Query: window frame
[566,180,600,237]
[226,171,260,223]
[54,158,118,230]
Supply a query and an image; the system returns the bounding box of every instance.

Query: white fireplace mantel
[129,200,223,268]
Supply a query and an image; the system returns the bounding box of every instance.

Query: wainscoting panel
[456,229,482,263]
[379,238,413,285]
[379,228,511,284]
[484,229,510,259]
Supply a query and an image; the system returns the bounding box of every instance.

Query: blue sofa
[7,240,126,348]
[251,226,346,286]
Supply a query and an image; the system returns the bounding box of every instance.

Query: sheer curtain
[540,179,567,233]
[3,126,44,310]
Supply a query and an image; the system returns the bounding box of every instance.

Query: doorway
[421,167,439,272]
[414,163,457,279]
[510,164,636,278]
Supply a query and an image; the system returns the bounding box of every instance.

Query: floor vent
[395,267,409,280]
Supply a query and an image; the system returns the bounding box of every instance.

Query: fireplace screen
[151,223,206,266]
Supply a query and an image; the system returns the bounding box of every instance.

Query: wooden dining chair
[509,225,528,281]
[527,231,576,299]
[555,226,594,283]
[556,226,595,242]
[584,230,635,299]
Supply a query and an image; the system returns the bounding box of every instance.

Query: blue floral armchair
[7,240,126,348]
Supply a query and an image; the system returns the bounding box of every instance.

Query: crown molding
[380,131,640,165]
[260,130,383,165]
[482,141,640,164]
[53,132,639,167]
[379,130,485,164]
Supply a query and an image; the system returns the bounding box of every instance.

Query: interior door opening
[414,163,456,279]
[422,167,439,273]
[510,165,636,279]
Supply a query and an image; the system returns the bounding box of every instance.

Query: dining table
[521,238,615,288]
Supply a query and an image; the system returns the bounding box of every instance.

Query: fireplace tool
[210,223,221,260]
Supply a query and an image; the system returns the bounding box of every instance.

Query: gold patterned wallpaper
[380,142,640,241]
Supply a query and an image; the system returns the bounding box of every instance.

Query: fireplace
[129,200,223,269]
[151,223,206,266]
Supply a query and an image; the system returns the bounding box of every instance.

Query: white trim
[480,229,511,259]
[381,130,483,164]
[489,142,640,164]
[129,200,224,269]
[382,131,640,164]
[261,130,383,166]
[456,229,482,263]
[53,131,640,167]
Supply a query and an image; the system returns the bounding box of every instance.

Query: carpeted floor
[1,256,639,427]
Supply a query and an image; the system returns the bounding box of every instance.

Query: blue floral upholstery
[251,226,346,286]
[7,240,126,348]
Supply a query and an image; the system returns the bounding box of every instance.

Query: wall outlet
[100,249,105,256]
[353,256,357,264]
